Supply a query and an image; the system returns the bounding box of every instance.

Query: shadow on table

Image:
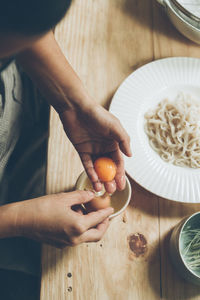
[122,0,193,46]
[126,175,200,218]
[41,245,65,275]
[148,229,200,299]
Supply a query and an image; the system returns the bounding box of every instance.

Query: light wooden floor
[41,1,200,299]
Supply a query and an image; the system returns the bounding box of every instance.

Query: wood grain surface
[40,1,200,299]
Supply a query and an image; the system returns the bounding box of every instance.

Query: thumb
[110,120,132,157]
[68,190,94,206]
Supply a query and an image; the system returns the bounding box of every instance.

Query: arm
[0,202,19,238]
[0,191,113,247]
[0,32,125,244]
[16,31,132,193]
[16,31,92,113]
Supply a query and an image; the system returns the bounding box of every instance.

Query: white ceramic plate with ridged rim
[109,57,200,203]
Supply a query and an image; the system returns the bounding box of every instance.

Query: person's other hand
[15,190,113,248]
[59,104,132,194]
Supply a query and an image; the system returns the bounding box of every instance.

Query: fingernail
[95,181,102,192]
[109,182,116,189]
[117,175,126,191]
[121,175,126,184]
[128,148,133,157]
[106,182,116,193]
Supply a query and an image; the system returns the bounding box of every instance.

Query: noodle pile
[144,94,200,168]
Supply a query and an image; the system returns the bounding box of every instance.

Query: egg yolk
[94,157,117,182]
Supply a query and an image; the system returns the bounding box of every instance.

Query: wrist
[57,91,98,119]
[56,85,95,114]
[0,202,22,238]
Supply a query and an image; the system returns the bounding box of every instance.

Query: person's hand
[14,190,113,248]
[59,104,132,194]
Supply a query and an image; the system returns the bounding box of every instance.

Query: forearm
[16,31,94,113]
[0,203,21,238]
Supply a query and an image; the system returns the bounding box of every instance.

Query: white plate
[109,57,200,203]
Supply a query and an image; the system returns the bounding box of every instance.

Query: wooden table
[40,1,200,299]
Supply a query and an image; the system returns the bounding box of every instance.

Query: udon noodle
[144,94,200,168]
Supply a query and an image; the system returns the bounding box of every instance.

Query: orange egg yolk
[94,157,117,182]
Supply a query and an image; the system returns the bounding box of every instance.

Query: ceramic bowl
[75,171,132,218]
[169,211,200,285]
[157,0,200,44]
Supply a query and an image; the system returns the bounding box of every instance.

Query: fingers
[80,149,125,193]
[80,153,97,182]
[80,153,102,192]
[104,180,116,194]
[79,218,109,243]
[111,149,126,191]
[66,208,113,246]
[83,206,114,229]
[72,204,85,215]
[110,118,132,157]
[67,190,95,206]
[119,140,132,158]
[102,149,125,192]
[93,181,103,192]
